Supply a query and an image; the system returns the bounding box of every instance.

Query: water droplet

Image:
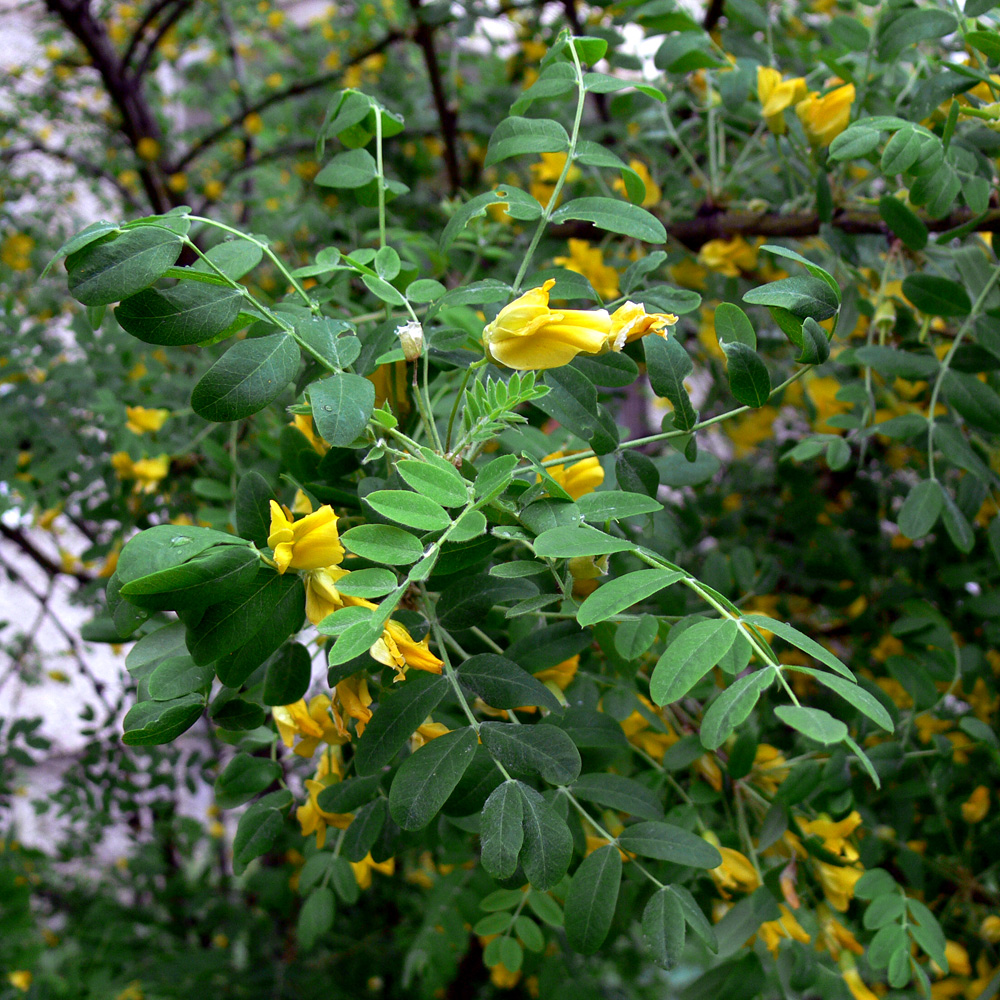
[323,405,333,412]
[170,535,194,547]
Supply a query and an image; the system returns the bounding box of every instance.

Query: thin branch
[121,0,184,69]
[703,0,726,31]
[133,0,196,82]
[0,524,95,584]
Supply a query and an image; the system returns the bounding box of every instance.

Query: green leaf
[565,845,622,955]
[907,899,949,971]
[116,283,244,346]
[439,186,542,251]
[449,509,487,542]
[262,642,312,706]
[235,471,273,548]
[310,373,376,446]
[335,568,399,599]
[366,489,452,531]
[340,798,388,863]
[481,781,525,879]
[881,128,923,175]
[878,8,956,60]
[741,616,854,680]
[389,727,478,830]
[550,197,667,243]
[966,29,1000,61]
[214,698,266,730]
[315,774,383,814]
[341,524,423,565]
[43,219,120,275]
[187,568,303,666]
[232,796,287,871]
[643,888,686,969]
[575,491,663,522]
[722,342,771,408]
[618,821,722,868]
[571,773,663,821]
[743,276,840,321]
[314,147,378,188]
[650,619,740,705]
[714,303,756,348]
[700,669,776,750]
[147,655,214,701]
[533,525,635,558]
[510,63,576,113]
[191,333,299,422]
[121,695,203,745]
[577,568,684,627]
[942,492,974,554]
[853,346,939,380]
[671,885,718,953]
[897,479,945,539]
[66,227,183,306]
[759,245,840,298]
[797,317,831,365]
[480,721,582,785]
[484,117,570,167]
[829,127,881,161]
[516,782,574,890]
[191,239,263,281]
[298,887,335,951]
[396,460,469,507]
[215,753,281,809]
[644,335,697,431]
[126,621,187,676]
[902,274,971,317]
[775,705,848,745]
[458,654,561,711]
[354,673,450,776]
[784,667,894,732]
[942,371,1000,432]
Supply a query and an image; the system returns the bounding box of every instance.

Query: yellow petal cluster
[961,785,990,823]
[541,450,604,500]
[351,852,395,889]
[698,236,759,277]
[553,239,620,300]
[111,452,171,493]
[608,300,677,350]
[296,751,353,848]
[796,83,856,147]
[529,151,580,205]
[371,619,444,680]
[273,695,347,756]
[757,67,808,134]
[758,904,810,955]
[125,405,170,435]
[268,500,345,573]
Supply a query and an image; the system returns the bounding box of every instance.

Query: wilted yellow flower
[815,904,864,959]
[757,67,808,135]
[268,500,345,573]
[961,785,990,823]
[607,301,677,350]
[529,151,580,205]
[483,279,611,370]
[553,239,620,300]
[1,233,34,271]
[542,450,604,500]
[304,564,355,625]
[796,84,855,146]
[698,236,758,277]
[297,752,353,848]
[273,695,346,757]
[613,159,661,207]
[351,852,395,889]
[371,619,444,679]
[335,675,373,738]
[125,405,169,435]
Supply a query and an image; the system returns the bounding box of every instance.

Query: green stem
[375,111,387,249]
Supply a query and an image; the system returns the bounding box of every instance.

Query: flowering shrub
[2,2,1000,998]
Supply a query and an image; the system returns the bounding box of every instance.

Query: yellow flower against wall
[553,239,620,300]
[483,279,611,371]
[796,83,855,147]
[757,67,808,135]
[125,405,170,435]
[529,151,580,206]
[541,450,604,500]
[698,236,759,277]
[612,159,662,207]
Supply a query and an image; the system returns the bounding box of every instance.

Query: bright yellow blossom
[273,695,346,757]
[371,619,444,679]
[351,852,394,889]
[125,405,170,435]
[529,152,580,205]
[704,831,761,896]
[136,136,160,160]
[534,654,579,691]
[758,904,810,955]
[542,451,604,500]
[749,744,789,795]
[612,159,661,207]
[7,972,32,992]
[961,785,990,823]
[483,279,611,370]
[842,962,879,1000]
[607,301,677,351]
[268,500,345,573]
[757,67,808,135]
[112,452,170,493]
[553,239,620,300]
[297,752,353,848]
[698,236,759,277]
[796,84,855,146]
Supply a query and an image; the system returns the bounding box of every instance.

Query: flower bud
[397,319,424,361]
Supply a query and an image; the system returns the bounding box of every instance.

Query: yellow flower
[304,565,355,625]
[335,675,373,738]
[698,237,758,277]
[607,301,677,351]
[758,904,810,955]
[243,112,264,135]
[750,744,789,795]
[136,136,160,161]
[796,84,855,147]
[534,654,578,691]
[167,172,187,192]
[411,718,451,749]
[941,940,972,977]
[351,852,394,889]
[816,904,864,959]
[961,785,990,823]
[125,405,170,435]
[204,179,224,200]
[725,406,777,456]
[273,695,346,757]
[541,451,604,500]
[483,279,611,371]
[370,619,444,679]
[980,915,1000,944]
[529,152,580,206]
[297,756,353,848]
[842,962,879,1000]
[553,239,620,300]
[7,971,32,992]
[805,375,851,433]
[612,159,661,207]
[814,860,863,911]
[268,500,345,573]
[114,982,144,1000]
[757,67,808,135]
[704,831,761,897]
[489,962,522,990]
[1,233,34,271]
